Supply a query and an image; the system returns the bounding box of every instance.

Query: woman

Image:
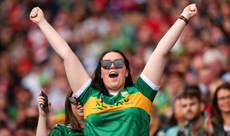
[30,4,197,135]
[204,83,230,136]
[36,90,84,136]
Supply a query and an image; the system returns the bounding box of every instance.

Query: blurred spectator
[0,120,11,136]
[203,48,230,82]
[149,104,162,136]
[14,117,38,136]
[204,83,230,136]
[177,86,207,136]
[208,78,226,101]
[154,56,192,127]
[198,66,217,95]
[155,96,185,136]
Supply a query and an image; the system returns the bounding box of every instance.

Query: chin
[79,114,84,117]
[186,116,194,120]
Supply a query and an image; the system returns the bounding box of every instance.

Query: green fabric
[154,90,171,116]
[83,108,149,136]
[8,105,17,119]
[134,77,158,101]
[156,125,179,136]
[165,125,179,136]
[48,124,83,136]
[78,76,158,136]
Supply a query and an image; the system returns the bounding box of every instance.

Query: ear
[125,69,129,77]
[200,102,205,111]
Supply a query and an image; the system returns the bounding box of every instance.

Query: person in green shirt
[30,4,197,136]
[36,90,84,136]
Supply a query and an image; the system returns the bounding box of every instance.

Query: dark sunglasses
[101,59,124,69]
[69,97,80,105]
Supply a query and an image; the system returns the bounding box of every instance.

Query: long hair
[64,90,82,131]
[91,49,133,95]
[211,82,230,123]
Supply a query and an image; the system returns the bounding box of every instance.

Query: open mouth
[78,107,83,110]
[109,72,118,78]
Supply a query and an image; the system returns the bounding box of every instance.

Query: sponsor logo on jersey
[83,92,152,119]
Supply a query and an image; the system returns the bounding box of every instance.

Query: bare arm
[36,93,49,136]
[29,7,89,94]
[142,4,198,85]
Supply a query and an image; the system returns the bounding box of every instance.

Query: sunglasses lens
[114,59,124,68]
[101,59,124,69]
[69,97,79,105]
[101,60,112,69]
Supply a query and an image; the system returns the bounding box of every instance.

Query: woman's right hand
[29,7,45,24]
[37,92,51,117]
[181,4,198,20]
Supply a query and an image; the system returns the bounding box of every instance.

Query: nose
[185,105,191,111]
[110,63,116,69]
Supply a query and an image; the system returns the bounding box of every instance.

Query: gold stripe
[83,92,152,119]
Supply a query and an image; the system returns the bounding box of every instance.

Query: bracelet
[178,15,189,25]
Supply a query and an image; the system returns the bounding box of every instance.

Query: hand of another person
[29,7,45,24]
[203,116,214,136]
[37,92,51,117]
[181,4,198,20]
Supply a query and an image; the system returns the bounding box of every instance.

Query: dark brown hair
[91,49,133,95]
[211,82,230,123]
[64,90,82,131]
[178,85,202,102]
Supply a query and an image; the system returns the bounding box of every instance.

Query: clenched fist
[181,4,198,20]
[29,7,45,24]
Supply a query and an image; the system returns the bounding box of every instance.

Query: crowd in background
[0,0,230,135]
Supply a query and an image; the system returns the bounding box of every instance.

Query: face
[181,97,203,121]
[0,129,11,136]
[217,89,230,113]
[199,68,216,85]
[101,52,128,92]
[70,95,84,118]
[174,99,185,122]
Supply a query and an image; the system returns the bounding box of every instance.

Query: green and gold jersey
[48,124,83,136]
[75,73,159,136]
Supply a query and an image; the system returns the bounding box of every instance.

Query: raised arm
[36,92,49,136]
[29,7,89,94]
[142,4,197,85]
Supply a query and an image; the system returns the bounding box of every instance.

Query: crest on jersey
[121,91,128,97]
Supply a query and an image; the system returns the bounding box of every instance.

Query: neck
[108,90,120,93]
[190,114,203,130]
[77,117,85,128]
[178,119,185,129]
[108,86,124,93]
[222,112,230,126]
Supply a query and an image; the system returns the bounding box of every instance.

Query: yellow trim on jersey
[83,92,152,119]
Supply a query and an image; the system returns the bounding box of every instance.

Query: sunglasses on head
[69,97,80,105]
[101,59,124,69]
